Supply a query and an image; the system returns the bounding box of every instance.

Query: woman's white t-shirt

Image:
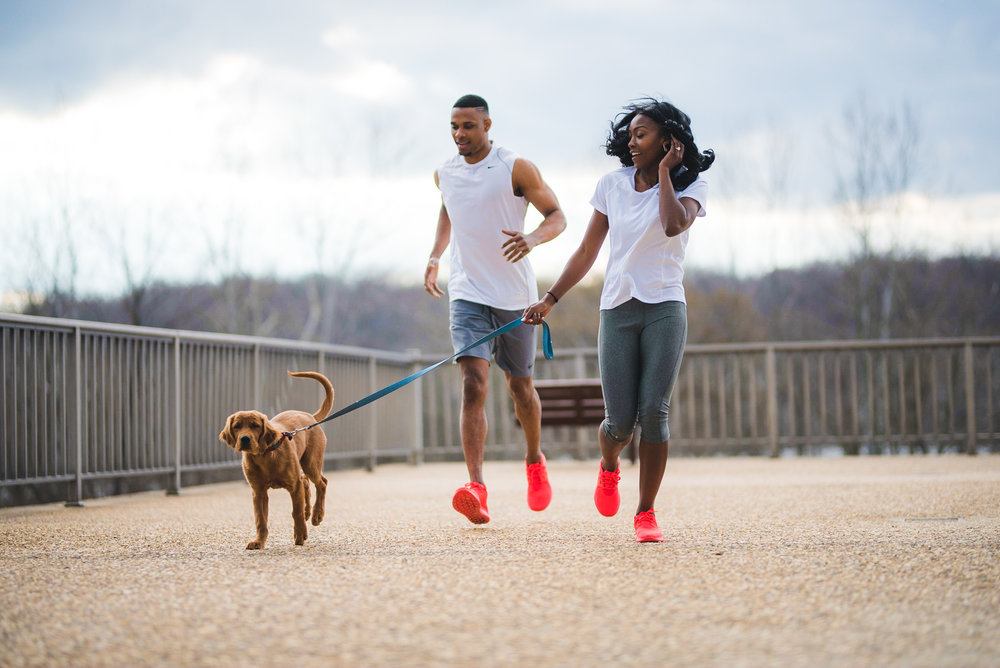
[590,168,707,310]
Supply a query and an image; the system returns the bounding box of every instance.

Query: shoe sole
[453,489,490,524]
[528,497,551,511]
[527,485,551,511]
[594,491,620,517]
[636,533,663,543]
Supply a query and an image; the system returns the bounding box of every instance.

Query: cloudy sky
[1,0,998,301]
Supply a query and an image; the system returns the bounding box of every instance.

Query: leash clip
[264,430,297,453]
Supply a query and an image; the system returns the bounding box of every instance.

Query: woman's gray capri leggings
[599,298,687,444]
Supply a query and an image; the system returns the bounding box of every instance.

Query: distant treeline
[17,253,1000,352]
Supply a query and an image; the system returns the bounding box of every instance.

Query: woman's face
[627,114,667,170]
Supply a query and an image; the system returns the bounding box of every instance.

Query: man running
[424,94,566,523]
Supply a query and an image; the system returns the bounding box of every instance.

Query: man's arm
[425,171,450,298]
[501,158,567,263]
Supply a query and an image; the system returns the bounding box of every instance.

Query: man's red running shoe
[452,482,490,524]
[634,509,663,543]
[526,454,552,511]
[594,458,621,517]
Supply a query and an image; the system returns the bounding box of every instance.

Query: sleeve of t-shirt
[678,176,708,217]
[589,172,611,215]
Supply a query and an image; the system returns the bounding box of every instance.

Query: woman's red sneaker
[594,459,621,517]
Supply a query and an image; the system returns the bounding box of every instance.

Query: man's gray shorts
[449,299,536,378]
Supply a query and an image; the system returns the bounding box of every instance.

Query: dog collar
[263,431,295,453]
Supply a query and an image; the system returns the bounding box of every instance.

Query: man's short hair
[453,94,489,113]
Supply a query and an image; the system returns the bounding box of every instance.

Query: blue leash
[267,319,553,450]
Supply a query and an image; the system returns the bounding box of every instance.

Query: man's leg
[506,373,542,463]
[458,356,491,483]
[507,372,551,511]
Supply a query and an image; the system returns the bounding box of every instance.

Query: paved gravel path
[2,455,998,668]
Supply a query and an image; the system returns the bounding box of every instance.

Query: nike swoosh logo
[487,165,496,168]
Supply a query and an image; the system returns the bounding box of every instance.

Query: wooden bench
[533,378,605,427]
[524,378,636,463]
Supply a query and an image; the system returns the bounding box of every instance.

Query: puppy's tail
[288,371,335,421]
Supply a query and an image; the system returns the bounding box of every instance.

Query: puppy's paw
[246,540,264,550]
[311,508,324,526]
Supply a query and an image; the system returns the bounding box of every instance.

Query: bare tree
[829,92,920,339]
[14,178,88,318]
[96,203,173,326]
[292,106,418,344]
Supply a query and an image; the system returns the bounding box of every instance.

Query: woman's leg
[598,301,642,471]
[634,302,687,513]
[598,422,630,473]
[636,438,668,512]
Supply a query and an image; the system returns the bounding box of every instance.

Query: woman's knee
[602,418,635,444]
[637,406,670,443]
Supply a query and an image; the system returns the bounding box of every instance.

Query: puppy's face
[219,411,279,456]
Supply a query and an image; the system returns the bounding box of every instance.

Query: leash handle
[541,320,553,360]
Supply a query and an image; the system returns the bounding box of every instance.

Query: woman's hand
[521,293,557,324]
[659,136,685,171]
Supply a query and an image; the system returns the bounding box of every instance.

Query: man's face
[450,107,491,160]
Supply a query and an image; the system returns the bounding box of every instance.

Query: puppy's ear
[259,414,279,450]
[219,415,237,448]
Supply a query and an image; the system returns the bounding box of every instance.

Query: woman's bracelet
[545,291,559,304]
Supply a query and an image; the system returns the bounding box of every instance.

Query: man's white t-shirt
[437,144,538,310]
[590,167,707,310]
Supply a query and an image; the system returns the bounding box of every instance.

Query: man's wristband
[545,291,559,304]
[427,257,439,267]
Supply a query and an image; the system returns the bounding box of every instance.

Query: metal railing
[1,313,420,506]
[3,312,998,506]
[418,338,1000,459]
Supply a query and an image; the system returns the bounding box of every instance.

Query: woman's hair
[605,98,715,190]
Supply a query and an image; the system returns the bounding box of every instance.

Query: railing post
[367,356,378,472]
[574,350,589,460]
[964,341,977,455]
[407,350,424,466]
[253,344,261,409]
[168,335,182,495]
[66,326,84,507]
[766,346,779,458]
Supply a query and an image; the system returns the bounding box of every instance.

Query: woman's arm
[658,137,699,237]
[522,209,609,321]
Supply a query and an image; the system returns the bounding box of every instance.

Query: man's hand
[424,259,445,298]
[501,229,538,263]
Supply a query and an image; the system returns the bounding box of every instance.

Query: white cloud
[1,0,997,299]
[329,59,414,102]
[322,25,364,50]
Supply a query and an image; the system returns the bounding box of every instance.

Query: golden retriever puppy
[219,371,334,549]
